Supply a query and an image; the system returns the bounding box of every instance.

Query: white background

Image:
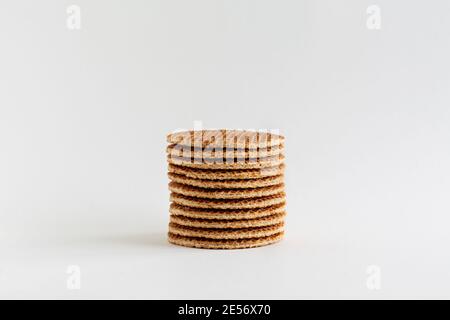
[1,0,450,299]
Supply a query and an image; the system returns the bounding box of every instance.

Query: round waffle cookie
[168,222,284,240]
[167,130,285,149]
[167,172,285,189]
[168,232,284,249]
[169,182,285,199]
[167,143,284,159]
[170,192,286,209]
[170,211,286,229]
[168,163,285,180]
[169,202,286,220]
[167,155,285,170]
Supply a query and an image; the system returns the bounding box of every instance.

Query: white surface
[1,0,450,299]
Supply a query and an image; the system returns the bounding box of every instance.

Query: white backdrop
[1,0,450,299]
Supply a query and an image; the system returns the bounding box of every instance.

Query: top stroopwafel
[167,130,284,149]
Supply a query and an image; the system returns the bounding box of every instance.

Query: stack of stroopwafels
[166,130,286,249]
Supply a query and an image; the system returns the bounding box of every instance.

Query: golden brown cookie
[168,222,284,240]
[168,232,284,249]
[166,143,285,159]
[168,182,285,199]
[167,155,285,170]
[168,172,285,189]
[169,211,286,229]
[168,163,285,180]
[169,202,286,220]
[170,192,286,209]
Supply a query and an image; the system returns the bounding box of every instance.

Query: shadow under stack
[166,130,286,249]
